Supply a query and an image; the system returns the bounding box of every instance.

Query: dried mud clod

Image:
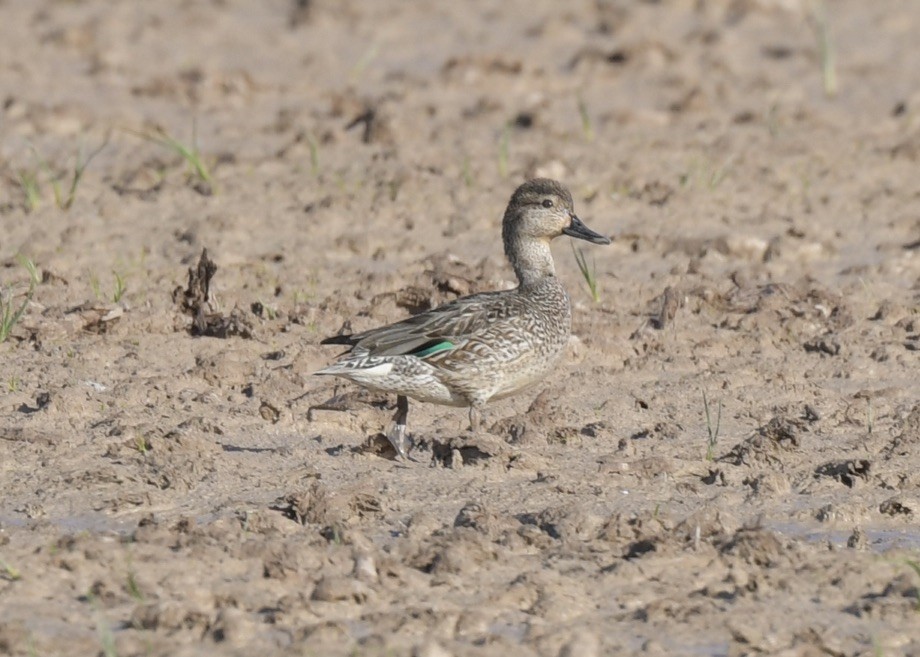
[652,285,682,329]
[882,403,920,459]
[720,408,815,467]
[879,495,917,518]
[360,252,503,320]
[488,389,570,447]
[429,432,508,468]
[271,480,337,527]
[343,104,394,146]
[65,302,124,334]
[813,459,871,488]
[717,525,790,569]
[173,248,253,338]
[258,400,281,423]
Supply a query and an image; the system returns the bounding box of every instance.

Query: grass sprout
[571,242,600,303]
[17,169,41,211]
[125,556,144,601]
[91,271,128,303]
[85,591,118,657]
[49,136,109,210]
[18,136,108,211]
[257,301,278,320]
[126,122,212,185]
[461,156,473,188]
[808,1,837,97]
[127,571,143,600]
[497,123,511,178]
[0,556,21,581]
[133,435,150,455]
[305,132,320,175]
[112,271,127,303]
[702,390,722,461]
[349,43,380,81]
[680,157,732,190]
[577,93,595,141]
[0,255,39,343]
[96,611,118,657]
[89,272,102,301]
[905,559,920,611]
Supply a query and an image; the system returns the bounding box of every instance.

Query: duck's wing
[322,289,518,359]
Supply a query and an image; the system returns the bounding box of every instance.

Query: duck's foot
[386,422,413,461]
[383,395,415,460]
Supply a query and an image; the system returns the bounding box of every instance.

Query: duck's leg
[386,394,411,459]
[468,402,485,433]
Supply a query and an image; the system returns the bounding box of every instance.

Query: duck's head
[502,178,610,286]
[503,178,610,247]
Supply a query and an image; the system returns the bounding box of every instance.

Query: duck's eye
[541,199,554,208]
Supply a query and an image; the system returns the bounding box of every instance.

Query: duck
[316,178,610,459]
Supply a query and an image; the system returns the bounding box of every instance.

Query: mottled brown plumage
[317,178,610,458]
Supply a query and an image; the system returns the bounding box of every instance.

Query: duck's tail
[320,333,358,346]
[314,358,394,379]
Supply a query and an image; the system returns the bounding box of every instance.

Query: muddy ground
[1,1,919,655]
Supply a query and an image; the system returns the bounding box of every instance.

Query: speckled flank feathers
[316,178,610,458]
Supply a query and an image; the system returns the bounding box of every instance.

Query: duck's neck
[505,236,556,289]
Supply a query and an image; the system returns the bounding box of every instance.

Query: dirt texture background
[1,1,919,655]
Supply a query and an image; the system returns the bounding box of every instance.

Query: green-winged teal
[317,178,610,458]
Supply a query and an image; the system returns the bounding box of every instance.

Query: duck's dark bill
[563,214,611,245]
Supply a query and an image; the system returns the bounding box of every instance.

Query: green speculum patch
[410,339,455,359]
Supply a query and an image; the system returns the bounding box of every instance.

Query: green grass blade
[571,242,600,303]
[0,256,39,343]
